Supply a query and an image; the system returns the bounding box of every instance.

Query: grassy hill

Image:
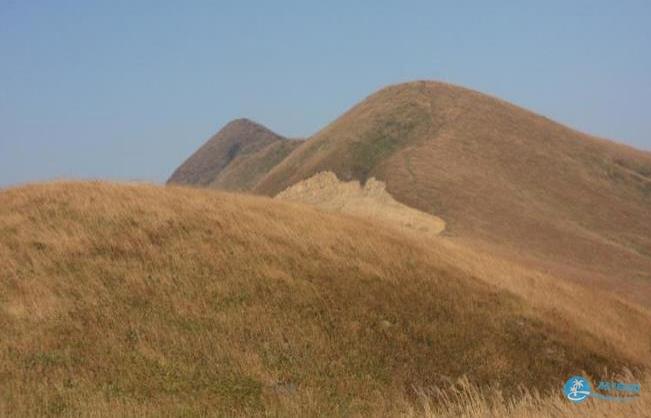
[1,182,648,416]
[251,81,651,306]
[167,118,302,191]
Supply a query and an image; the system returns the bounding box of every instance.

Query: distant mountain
[170,82,651,304]
[167,118,302,191]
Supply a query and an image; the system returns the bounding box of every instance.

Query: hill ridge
[169,80,651,305]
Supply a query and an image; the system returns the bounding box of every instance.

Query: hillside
[0,182,648,416]
[251,81,651,305]
[167,118,302,191]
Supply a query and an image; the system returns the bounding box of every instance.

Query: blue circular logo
[563,375,592,403]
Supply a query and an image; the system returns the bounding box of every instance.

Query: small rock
[380,320,392,329]
[272,381,297,395]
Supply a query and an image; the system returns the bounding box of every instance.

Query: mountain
[251,81,651,305]
[0,182,647,416]
[167,118,302,191]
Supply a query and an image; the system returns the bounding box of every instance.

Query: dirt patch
[276,171,445,236]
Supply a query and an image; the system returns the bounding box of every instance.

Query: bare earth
[276,171,446,237]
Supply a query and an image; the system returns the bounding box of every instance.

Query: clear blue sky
[1,1,650,187]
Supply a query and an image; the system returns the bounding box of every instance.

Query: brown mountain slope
[0,182,647,415]
[167,118,302,191]
[254,81,651,304]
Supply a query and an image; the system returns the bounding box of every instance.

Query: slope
[0,182,646,416]
[254,81,651,305]
[167,118,302,191]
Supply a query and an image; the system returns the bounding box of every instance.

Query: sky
[1,1,650,187]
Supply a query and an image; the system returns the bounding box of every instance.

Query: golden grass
[4,376,648,418]
[428,236,651,366]
[0,181,648,416]
[274,170,651,366]
[404,373,651,418]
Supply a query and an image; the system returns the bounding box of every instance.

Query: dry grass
[273,170,651,366]
[404,373,651,418]
[427,236,651,366]
[0,181,648,416]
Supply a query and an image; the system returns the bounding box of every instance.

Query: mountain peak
[167,118,301,189]
[223,117,267,130]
